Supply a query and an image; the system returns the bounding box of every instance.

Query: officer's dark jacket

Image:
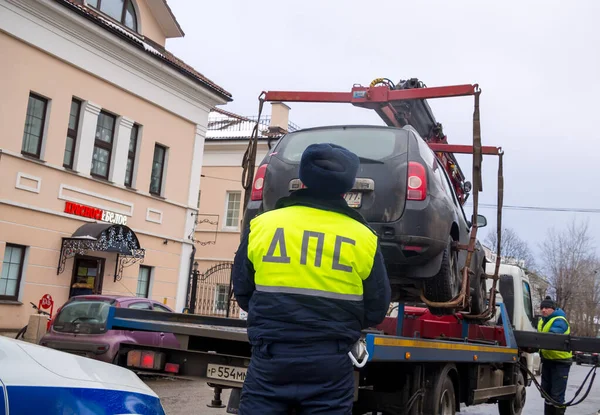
[232,189,391,347]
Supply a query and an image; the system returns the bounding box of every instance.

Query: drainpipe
[185,244,196,310]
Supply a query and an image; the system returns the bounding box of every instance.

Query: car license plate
[344,192,362,208]
[206,364,247,383]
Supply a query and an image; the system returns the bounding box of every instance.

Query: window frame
[224,191,242,230]
[91,110,116,180]
[149,144,167,196]
[63,98,82,169]
[89,0,139,32]
[128,301,152,310]
[213,284,229,313]
[125,124,139,188]
[21,93,48,160]
[152,303,172,313]
[0,244,26,301]
[136,265,151,298]
[522,280,534,324]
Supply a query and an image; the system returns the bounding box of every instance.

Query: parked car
[243,125,488,315]
[1,335,166,414]
[40,295,180,364]
[575,351,599,366]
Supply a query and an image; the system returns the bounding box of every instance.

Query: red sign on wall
[64,201,128,225]
[64,201,103,220]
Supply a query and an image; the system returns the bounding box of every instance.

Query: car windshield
[53,299,114,333]
[277,127,409,163]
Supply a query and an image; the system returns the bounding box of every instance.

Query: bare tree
[485,227,536,269]
[539,218,600,336]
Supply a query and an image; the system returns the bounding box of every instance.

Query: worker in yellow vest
[538,296,573,415]
[232,143,391,414]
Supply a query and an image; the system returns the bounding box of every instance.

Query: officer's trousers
[238,340,355,415]
[541,360,570,415]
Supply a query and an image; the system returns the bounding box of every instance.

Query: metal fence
[188,262,241,318]
[207,115,301,134]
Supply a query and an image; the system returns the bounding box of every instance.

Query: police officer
[538,296,572,415]
[232,143,391,414]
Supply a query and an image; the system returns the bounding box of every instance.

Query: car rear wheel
[470,264,488,315]
[424,237,460,316]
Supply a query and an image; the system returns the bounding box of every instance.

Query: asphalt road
[144,363,600,415]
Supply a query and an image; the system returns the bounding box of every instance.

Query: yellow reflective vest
[247,205,378,302]
[537,316,573,360]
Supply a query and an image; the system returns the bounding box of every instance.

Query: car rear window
[53,299,114,333]
[277,126,409,162]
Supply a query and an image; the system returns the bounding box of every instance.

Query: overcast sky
[167,0,600,260]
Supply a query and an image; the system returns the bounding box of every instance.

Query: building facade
[189,104,298,316]
[0,0,231,332]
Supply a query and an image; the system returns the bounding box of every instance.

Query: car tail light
[251,164,268,201]
[47,305,63,331]
[141,353,155,369]
[165,363,180,374]
[407,162,427,201]
[127,350,142,367]
[127,350,166,371]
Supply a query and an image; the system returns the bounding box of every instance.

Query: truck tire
[470,264,487,315]
[424,365,457,415]
[498,370,526,415]
[424,237,460,316]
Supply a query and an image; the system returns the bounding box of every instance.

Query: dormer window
[87,0,138,32]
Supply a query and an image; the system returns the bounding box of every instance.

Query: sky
[166,0,600,260]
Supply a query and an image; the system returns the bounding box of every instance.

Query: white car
[0,336,165,414]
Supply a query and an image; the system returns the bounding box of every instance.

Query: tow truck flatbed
[106,302,519,365]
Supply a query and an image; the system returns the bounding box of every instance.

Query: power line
[201,174,241,183]
[467,203,600,214]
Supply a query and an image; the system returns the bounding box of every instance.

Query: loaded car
[575,351,599,366]
[40,295,180,364]
[243,124,488,315]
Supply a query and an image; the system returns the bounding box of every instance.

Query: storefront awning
[57,223,145,281]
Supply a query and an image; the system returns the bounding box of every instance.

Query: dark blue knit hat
[299,143,360,195]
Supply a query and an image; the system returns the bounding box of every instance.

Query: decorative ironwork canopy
[57,223,145,281]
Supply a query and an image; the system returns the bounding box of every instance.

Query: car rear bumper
[40,337,114,362]
[244,198,449,264]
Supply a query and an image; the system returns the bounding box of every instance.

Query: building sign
[64,201,128,225]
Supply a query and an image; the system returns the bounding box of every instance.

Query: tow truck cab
[484,258,542,377]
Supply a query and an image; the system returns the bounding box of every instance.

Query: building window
[87,0,138,32]
[214,284,229,313]
[21,93,48,159]
[125,124,139,187]
[1,244,25,301]
[225,191,242,228]
[136,265,151,298]
[91,111,116,179]
[150,144,167,196]
[63,99,81,169]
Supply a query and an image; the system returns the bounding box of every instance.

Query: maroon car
[40,295,180,364]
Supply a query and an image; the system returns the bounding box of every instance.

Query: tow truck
[103,79,600,414]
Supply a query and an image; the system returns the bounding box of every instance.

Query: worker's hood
[543,308,567,322]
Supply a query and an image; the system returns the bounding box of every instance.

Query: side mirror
[476,214,487,228]
[463,181,472,193]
